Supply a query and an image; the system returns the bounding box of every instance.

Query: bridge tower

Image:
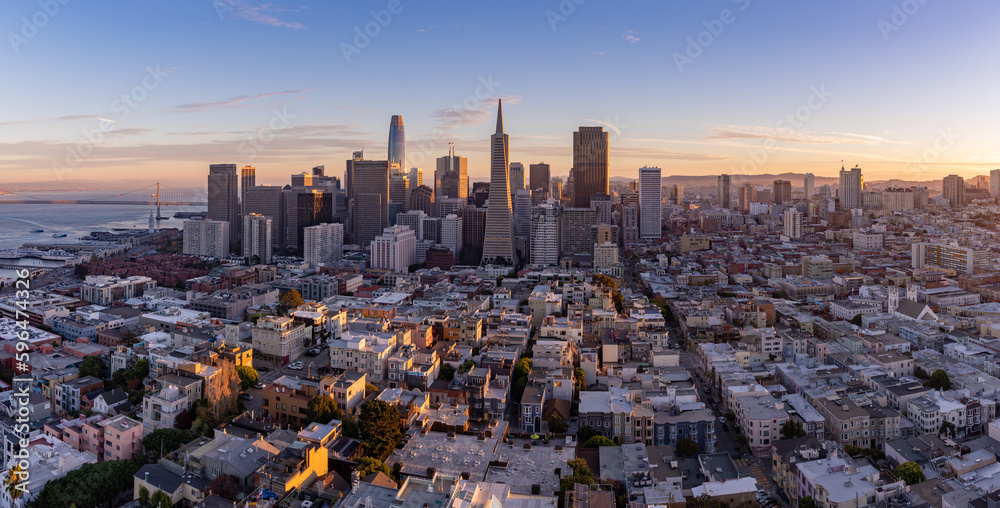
[155,182,166,220]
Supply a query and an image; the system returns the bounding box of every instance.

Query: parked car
[258,366,270,372]
[255,382,265,389]
[239,393,253,401]
[718,416,726,424]
[288,362,304,370]
[305,349,319,357]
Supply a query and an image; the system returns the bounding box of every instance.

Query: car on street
[239,393,253,401]
[305,348,319,356]
[718,416,726,424]
[288,362,304,370]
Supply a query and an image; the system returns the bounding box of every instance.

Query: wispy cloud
[175,89,313,112]
[431,95,522,130]
[591,51,606,56]
[623,30,640,43]
[706,125,879,145]
[828,131,909,145]
[227,3,308,30]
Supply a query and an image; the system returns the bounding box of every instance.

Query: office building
[992,169,1000,198]
[303,223,344,267]
[560,208,598,260]
[461,206,487,264]
[717,174,731,209]
[243,185,283,248]
[389,175,410,212]
[514,189,532,238]
[410,185,435,216]
[839,165,863,209]
[242,213,272,264]
[436,145,469,203]
[943,174,965,209]
[509,162,524,192]
[347,155,390,247]
[408,166,422,190]
[882,188,915,212]
[481,100,515,265]
[638,166,662,239]
[590,194,612,225]
[570,127,609,207]
[396,210,426,241]
[529,163,550,199]
[739,184,754,211]
[912,243,989,275]
[240,165,255,214]
[183,219,230,258]
[804,173,815,199]
[370,225,416,272]
[285,189,333,252]
[773,180,792,205]
[207,164,239,244]
[388,115,405,176]
[441,214,463,258]
[530,200,559,266]
[621,203,639,245]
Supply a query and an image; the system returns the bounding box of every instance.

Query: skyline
[3,1,1000,186]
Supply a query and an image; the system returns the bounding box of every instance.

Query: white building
[396,210,427,241]
[182,219,230,258]
[593,242,619,268]
[303,223,344,267]
[242,213,272,264]
[853,230,883,251]
[440,214,463,258]
[530,200,559,266]
[638,166,662,239]
[782,209,802,240]
[370,225,416,272]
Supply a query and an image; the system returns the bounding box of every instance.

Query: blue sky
[1,0,998,187]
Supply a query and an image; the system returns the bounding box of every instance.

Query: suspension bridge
[0,183,208,217]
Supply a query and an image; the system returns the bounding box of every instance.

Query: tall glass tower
[388,115,405,176]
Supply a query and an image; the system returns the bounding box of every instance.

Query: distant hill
[610,172,989,193]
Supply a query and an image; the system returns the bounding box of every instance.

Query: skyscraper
[410,185,435,216]
[773,180,792,205]
[571,127,609,208]
[244,185,283,248]
[717,174,731,209]
[943,174,965,209]
[991,169,1000,198]
[286,190,333,253]
[242,213,272,264]
[783,209,803,240]
[370,225,416,272]
[388,115,405,176]
[207,164,239,244]
[530,200,559,266]
[738,183,754,211]
[509,163,525,192]
[529,163,550,199]
[389,175,410,212]
[303,223,344,267]
[481,100,515,265]
[240,165,255,214]
[441,214,463,257]
[638,166,662,239]
[183,219,230,258]
[839,165,863,209]
[436,145,469,209]
[408,167,422,190]
[804,173,815,199]
[347,156,390,247]
[590,194,613,225]
[560,208,598,261]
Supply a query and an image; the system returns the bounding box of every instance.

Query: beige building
[816,398,870,448]
[252,315,308,364]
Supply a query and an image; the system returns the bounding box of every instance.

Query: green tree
[438,363,456,381]
[676,437,699,457]
[924,369,952,390]
[358,400,403,461]
[725,411,736,422]
[799,496,817,508]
[850,314,864,326]
[582,436,616,448]
[458,360,476,373]
[139,485,149,505]
[355,457,396,483]
[548,414,568,433]
[27,455,147,508]
[577,425,599,444]
[365,382,378,396]
[235,365,259,391]
[574,368,586,391]
[844,444,862,456]
[307,395,343,425]
[143,428,193,462]
[781,419,806,439]
[78,356,104,379]
[939,421,957,438]
[894,461,925,485]
[134,358,150,380]
[591,274,618,292]
[511,358,532,404]
[151,490,172,508]
[559,459,597,497]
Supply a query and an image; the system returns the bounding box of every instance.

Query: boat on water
[30,229,43,233]
[51,233,67,238]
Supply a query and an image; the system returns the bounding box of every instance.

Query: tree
[358,400,403,461]
[676,438,699,457]
[924,369,952,390]
[278,289,305,313]
[27,455,146,508]
[844,444,862,456]
[438,363,456,381]
[365,382,378,396]
[235,365,259,391]
[548,414,569,434]
[850,313,864,326]
[458,360,476,373]
[143,428,193,462]
[771,290,789,300]
[307,395,343,425]
[5,461,25,502]
[205,360,240,421]
[559,459,597,498]
[134,358,150,380]
[799,496,817,508]
[612,292,625,314]
[138,485,149,505]
[577,425,600,444]
[939,421,957,438]
[151,490,172,508]
[511,358,532,405]
[781,419,806,439]
[725,411,736,422]
[894,461,925,485]
[206,474,240,500]
[78,356,104,379]
[574,368,586,391]
[582,436,616,448]
[356,457,395,483]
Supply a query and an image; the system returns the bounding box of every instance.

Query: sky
[2,0,999,189]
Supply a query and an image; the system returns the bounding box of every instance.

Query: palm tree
[5,462,25,502]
